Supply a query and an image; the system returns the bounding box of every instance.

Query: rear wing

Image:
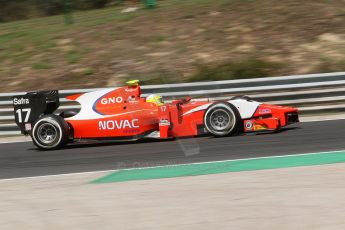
[13,91,60,135]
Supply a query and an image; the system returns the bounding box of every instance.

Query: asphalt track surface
[1,119,345,179]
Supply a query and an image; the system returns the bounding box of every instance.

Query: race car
[13,80,299,150]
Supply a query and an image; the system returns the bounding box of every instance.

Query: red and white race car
[13,80,299,150]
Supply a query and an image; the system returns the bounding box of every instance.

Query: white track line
[0,139,31,144]
[0,169,118,182]
[1,149,345,182]
[301,117,345,123]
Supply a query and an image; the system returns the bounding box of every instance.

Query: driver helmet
[146,94,164,106]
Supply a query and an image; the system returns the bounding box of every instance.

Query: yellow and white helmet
[146,94,164,106]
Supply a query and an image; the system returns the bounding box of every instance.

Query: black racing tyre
[31,115,70,150]
[204,102,242,137]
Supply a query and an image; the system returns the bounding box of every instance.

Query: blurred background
[0,0,344,92]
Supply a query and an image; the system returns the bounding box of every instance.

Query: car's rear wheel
[31,115,70,150]
[204,102,241,137]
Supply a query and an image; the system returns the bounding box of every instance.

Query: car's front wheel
[204,102,241,137]
[31,115,70,150]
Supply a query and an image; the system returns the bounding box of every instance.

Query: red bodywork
[65,84,299,140]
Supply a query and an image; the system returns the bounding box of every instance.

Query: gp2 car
[13,80,299,150]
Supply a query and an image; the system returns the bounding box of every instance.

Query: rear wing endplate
[13,91,60,135]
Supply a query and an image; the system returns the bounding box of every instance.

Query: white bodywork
[65,88,157,121]
[66,87,261,121]
[229,99,261,119]
[65,88,114,121]
[183,99,261,119]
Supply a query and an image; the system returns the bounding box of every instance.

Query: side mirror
[185,96,191,103]
[177,102,182,110]
[176,96,192,110]
[182,96,191,104]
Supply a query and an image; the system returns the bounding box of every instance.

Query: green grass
[84,68,94,75]
[134,58,287,84]
[317,57,345,73]
[0,0,344,92]
[127,70,183,85]
[0,4,149,65]
[152,35,169,43]
[66,50,81,64]
[0,0,233,45]
[32,62,50,70]
[188,58,286,82]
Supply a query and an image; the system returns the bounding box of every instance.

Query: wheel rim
[209,109,233,131]
[37,123,58,145]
